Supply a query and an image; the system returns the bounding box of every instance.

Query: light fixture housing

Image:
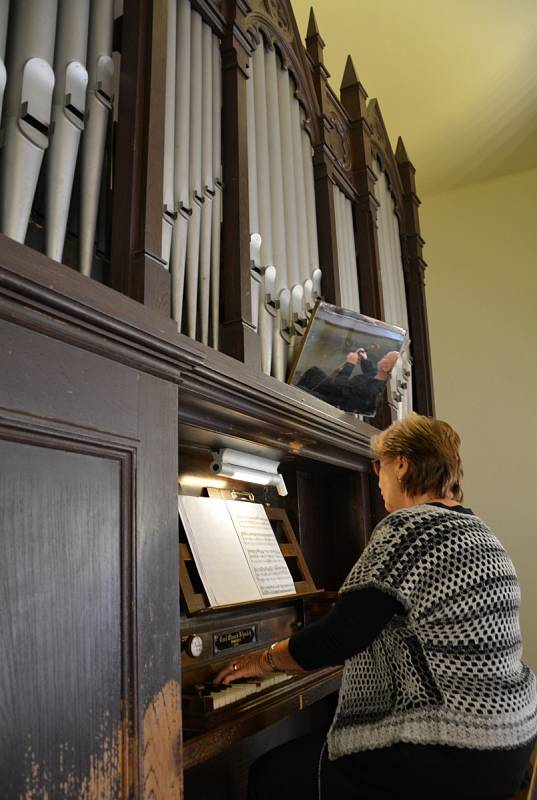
[210,448,288,496]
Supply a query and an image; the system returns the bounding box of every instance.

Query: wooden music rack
[179,503,323,615]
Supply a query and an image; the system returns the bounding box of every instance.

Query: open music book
[178,497,296,606]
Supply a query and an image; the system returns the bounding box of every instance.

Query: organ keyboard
[183,672,292,714]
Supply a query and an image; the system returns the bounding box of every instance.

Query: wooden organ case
[0,0,434,798]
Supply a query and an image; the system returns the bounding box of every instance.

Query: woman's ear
[398,457,410,479]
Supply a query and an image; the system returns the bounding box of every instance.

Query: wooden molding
[0,234,376,465]
[395,139,435,415]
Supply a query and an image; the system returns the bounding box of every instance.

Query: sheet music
[178,496,261,605]
[226,502,296,597]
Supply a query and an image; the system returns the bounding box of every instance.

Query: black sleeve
[360,358,376,377]
[331,362,353,390]
[288,587,404,670]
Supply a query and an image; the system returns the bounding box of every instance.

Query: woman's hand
[214,639,305,685]
[214,650,271,685]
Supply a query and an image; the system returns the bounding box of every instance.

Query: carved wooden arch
[366,98,405,221]
[324,88,356,199]
[244,0,321,143]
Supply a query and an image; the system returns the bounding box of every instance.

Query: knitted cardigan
[327,505,537,759]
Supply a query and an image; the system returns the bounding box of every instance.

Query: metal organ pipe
[265,47,289,381]
[46,0,90,263]
[338,189,350,306]
[332,181,361,311]
[276,65,299,289]
[198,21,213,345]
[171,0,191,326]
[332,186,346,304]
[289,89,310,289]
[293,131,313,313]
[246,57,260,330]
[0,0,10,127]
[0,0,57,243]
[252,43,274,376]
[344,192,360,311]
[373,164,389,314]
[391,208,412,414]
[174,0,191,214]
[343,194,355,307]
[210,35,222,350]
[185,9,203,339]
[79,0,114,277]
[162,0,177,268]
[301,124,319,277]
[277,64,302,372]
[265,47,288,292]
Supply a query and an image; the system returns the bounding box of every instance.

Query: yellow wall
[421,167,537,670]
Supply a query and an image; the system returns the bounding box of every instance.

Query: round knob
[183,635,203,658]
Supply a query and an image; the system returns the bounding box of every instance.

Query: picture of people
[288,302,407,417]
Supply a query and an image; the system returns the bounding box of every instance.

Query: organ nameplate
[214,626,257,653]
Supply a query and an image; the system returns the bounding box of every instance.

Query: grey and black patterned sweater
[327,504,537,759]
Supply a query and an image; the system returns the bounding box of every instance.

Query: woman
[216,413,537,799]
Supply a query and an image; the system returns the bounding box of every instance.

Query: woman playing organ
[217,413,537,799]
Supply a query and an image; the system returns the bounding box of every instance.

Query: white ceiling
[292,0,537,196]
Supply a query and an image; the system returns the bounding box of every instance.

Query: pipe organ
[0,0,435,797]
[246,37,320,378]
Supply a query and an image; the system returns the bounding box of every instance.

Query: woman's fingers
[214,654,265,685]
[214,663,234,683]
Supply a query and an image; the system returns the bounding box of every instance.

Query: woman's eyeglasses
[371,459,381,476]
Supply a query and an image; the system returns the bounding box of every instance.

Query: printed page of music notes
[178,496,262,606]
[226,502,296,597]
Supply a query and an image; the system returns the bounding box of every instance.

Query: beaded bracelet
[265,641,279,672]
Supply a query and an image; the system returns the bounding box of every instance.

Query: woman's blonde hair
[371,412,464,501]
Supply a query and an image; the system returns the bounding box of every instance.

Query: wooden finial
[340,55,367,120]
[395,136,411,164]
[341,55,359,91]
[306,7,320,39]
[306,6,325,65]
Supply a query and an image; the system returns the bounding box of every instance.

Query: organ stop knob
[183,634,204,658]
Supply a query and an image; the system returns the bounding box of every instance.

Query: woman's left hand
[215,650,271,685]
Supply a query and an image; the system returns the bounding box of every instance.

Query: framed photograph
[288,301,408,417]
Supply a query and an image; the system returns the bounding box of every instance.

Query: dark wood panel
[0,304,182,797]
[0,439,126,797]
[0,318,139,439]
[297,468,370,591]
